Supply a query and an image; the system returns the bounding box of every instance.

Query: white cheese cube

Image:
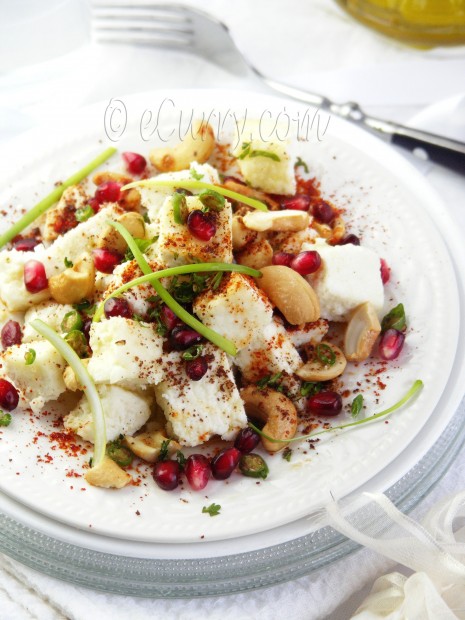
[23,302,74,342]
[0,340,66,413]
[286,318,329,348]
[235,319,302,383]
[303,239,384,322]
[102,258,162,317]
[40,204,124,277]
[63,384,153,442]
[193,273,273,351]
[0,249,51,312]
[232,119,296,195]
[87,317,164,391]
[154,345,247,446]
[140,162,220,223]
[156,194,232,268]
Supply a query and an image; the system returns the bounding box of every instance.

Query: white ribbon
[326,492,465,619]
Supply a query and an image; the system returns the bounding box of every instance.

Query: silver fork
[92,2,465,174]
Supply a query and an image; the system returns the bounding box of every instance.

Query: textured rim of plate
[0,89,464,596]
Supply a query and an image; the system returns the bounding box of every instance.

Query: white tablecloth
[0,1,464,618]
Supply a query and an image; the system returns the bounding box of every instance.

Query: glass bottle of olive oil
[336,0,465,47]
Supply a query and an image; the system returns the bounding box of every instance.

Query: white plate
[0,89,460,544]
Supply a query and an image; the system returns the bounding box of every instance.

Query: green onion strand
[250,380,424,445]
[0,147,117,249]
[121,179,269,212]
[30,319,107,467]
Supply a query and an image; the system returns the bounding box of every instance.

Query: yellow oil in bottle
[336,0,465,47]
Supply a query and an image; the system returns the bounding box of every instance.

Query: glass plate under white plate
[0,90,464,595]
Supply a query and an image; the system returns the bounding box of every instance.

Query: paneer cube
[87,317,164,391]
[285,318,329,348]
[0,340,66,413]
[23,301,74,342]
[154,345,247,446]
[64,384,153,442]
[232,119,296,195]
[0,249,51,312]
[193,273,273,351]
[156,194,232,267]
[303,240,384,322]
[235,319,302,383]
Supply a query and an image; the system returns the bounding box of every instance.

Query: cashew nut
[149,120,215,172]
[344,302,381,361]
[124,431,180,463]
[93,171,133,186]
[297,341,347,381]
[232,215,259,250]
[63,359,89,391]
[221,179,280,211]
[84,455,132,488]
[49,253,95,304]
[98,212,146,253]
[236,238,273,270]
[256,265,320,325]
[330,216,346,244]
[242,209,310,233]
[119,187,141,212]
[240,386,298,452]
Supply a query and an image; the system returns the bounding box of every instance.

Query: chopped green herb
[182,344,203,361]
[159,439,171,462]
[198,189,225,212]
[176,450,187,469]
[142,212,151,224]
[64,257,74,268]
[61,310,83,333]
[0,413,12,427]
[106,437,133,468]
[202,503,221,517]
[190,168,204,181]
[381,303,406,332]
[24,348,36,365]
[282,447,292,462]
[75,204,95,223]
[73,299,96,316]
[351,394,364,418]
[300,381,324,397]
[315,343,336,367]
[257,372,283,389]
[237,142,281,162]
[294,157,309,173]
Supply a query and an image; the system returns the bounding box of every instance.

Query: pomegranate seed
[13,237,40,252]
[187,210,216,241]
[307,391,343,416]
[290,250,321,276]
[122,151,147,175]
[104,297,133,319]
[211,447,241,480]
[379,329,405,360]
[153,460,181,491]
[312,200,335,223]
[185,356,208,381]
[94,181,122,205]
[88,197,101,213]
[272,252,295,267]
[281,194,310,211]
[0,379,19,411]
[234,427,260,454]
[93,248,122,274]
[380,258,391,284]
[1,321,22,349]
[185,454,211,491]
[339,234,360,246]
[82,319,92,343]
[23,260,48,293]
[159,305,181,333]
[169,326,203,351]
